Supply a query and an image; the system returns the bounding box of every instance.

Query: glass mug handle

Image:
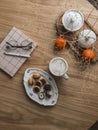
[62,73,69,80]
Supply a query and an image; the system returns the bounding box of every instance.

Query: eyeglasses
[6,39,33,50]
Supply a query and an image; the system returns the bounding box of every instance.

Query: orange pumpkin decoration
[55,37,67,50]
[82,49,95,60]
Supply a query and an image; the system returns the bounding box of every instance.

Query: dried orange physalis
[82,49,95,60]
[55,37,67,50]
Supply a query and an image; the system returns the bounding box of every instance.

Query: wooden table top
[0,0,98,130]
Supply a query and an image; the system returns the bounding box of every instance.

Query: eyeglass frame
[5,39,33,50]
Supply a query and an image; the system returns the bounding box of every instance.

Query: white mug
[49,57,69,79]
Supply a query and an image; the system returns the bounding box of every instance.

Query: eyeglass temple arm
[6,42,15,47]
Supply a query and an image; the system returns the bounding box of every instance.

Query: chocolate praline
[40,77,46,85]
[33,85,40,93]
[44,84,51,91]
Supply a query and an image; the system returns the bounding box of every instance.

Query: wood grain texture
[0,0,98,130]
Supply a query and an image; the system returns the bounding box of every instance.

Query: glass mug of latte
[49,57,69,79]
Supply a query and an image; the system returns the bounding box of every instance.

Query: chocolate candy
[38,92,45,100]
[44,84,51,91]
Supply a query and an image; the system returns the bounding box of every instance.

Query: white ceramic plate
[23,68,58,106]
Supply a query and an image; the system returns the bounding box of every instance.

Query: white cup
[49,57,69,79]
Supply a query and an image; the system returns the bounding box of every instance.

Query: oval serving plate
[23,68,58,106]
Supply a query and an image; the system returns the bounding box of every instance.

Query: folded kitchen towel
[0,27,37,77]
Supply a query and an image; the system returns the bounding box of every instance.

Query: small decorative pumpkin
[55,37,67,50]
[82,49,95,60]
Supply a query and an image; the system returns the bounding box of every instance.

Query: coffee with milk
[49,57,69,79]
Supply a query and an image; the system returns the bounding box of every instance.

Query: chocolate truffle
[33,85,40,93]
[44,84,51,91]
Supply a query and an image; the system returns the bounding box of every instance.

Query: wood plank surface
[0,0,98,130]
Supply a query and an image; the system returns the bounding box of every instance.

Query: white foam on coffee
[51,59,67,76]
